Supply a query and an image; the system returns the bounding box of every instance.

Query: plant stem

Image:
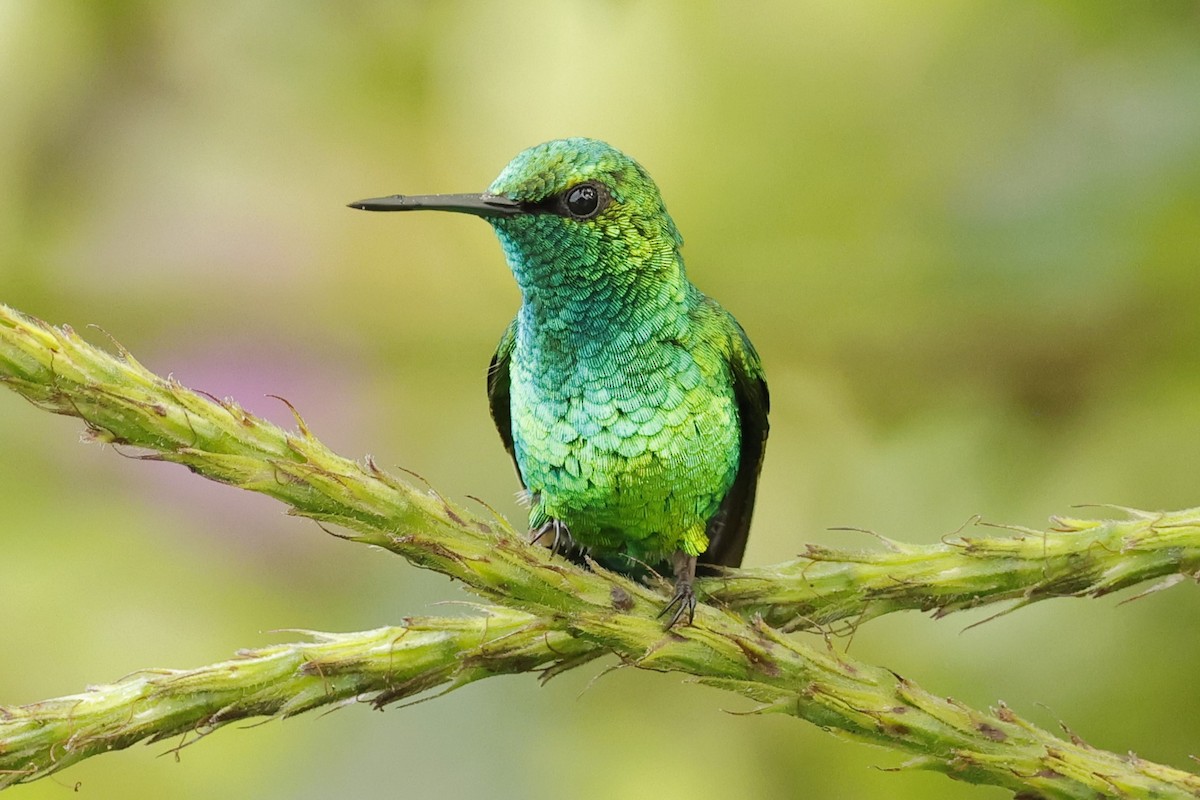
[713,510,1200,631]
[4,599,1199,798]
[0,610,592,786]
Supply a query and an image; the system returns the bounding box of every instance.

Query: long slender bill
[348,193,523,218]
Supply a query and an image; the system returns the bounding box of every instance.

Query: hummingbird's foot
[657,551,699,628]
[659,581,697,628]
[529,518,571,557]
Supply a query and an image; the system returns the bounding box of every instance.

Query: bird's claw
[657,581,697,629]
[529,518,570,557]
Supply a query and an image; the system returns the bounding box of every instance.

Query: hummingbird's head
[484,138,683,290]
[351,138,684,294]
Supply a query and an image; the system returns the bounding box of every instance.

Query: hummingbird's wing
[486,317,520,478]
[700,307,770,570]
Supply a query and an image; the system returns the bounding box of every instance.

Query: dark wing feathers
[700,311,769,570]
[486,317,521,480]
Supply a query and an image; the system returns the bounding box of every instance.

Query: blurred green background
[2,1,1199,798]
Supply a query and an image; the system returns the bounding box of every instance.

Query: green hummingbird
[352,138,769,624]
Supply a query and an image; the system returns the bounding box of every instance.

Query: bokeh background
[3,2,1199,798]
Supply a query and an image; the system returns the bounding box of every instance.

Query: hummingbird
[351,138,769,625]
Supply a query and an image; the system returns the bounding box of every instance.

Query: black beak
[348,193,524,218]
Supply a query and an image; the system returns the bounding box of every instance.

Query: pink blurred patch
[117,334,376,566]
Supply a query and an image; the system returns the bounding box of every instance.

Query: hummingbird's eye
[562,182,606,220]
